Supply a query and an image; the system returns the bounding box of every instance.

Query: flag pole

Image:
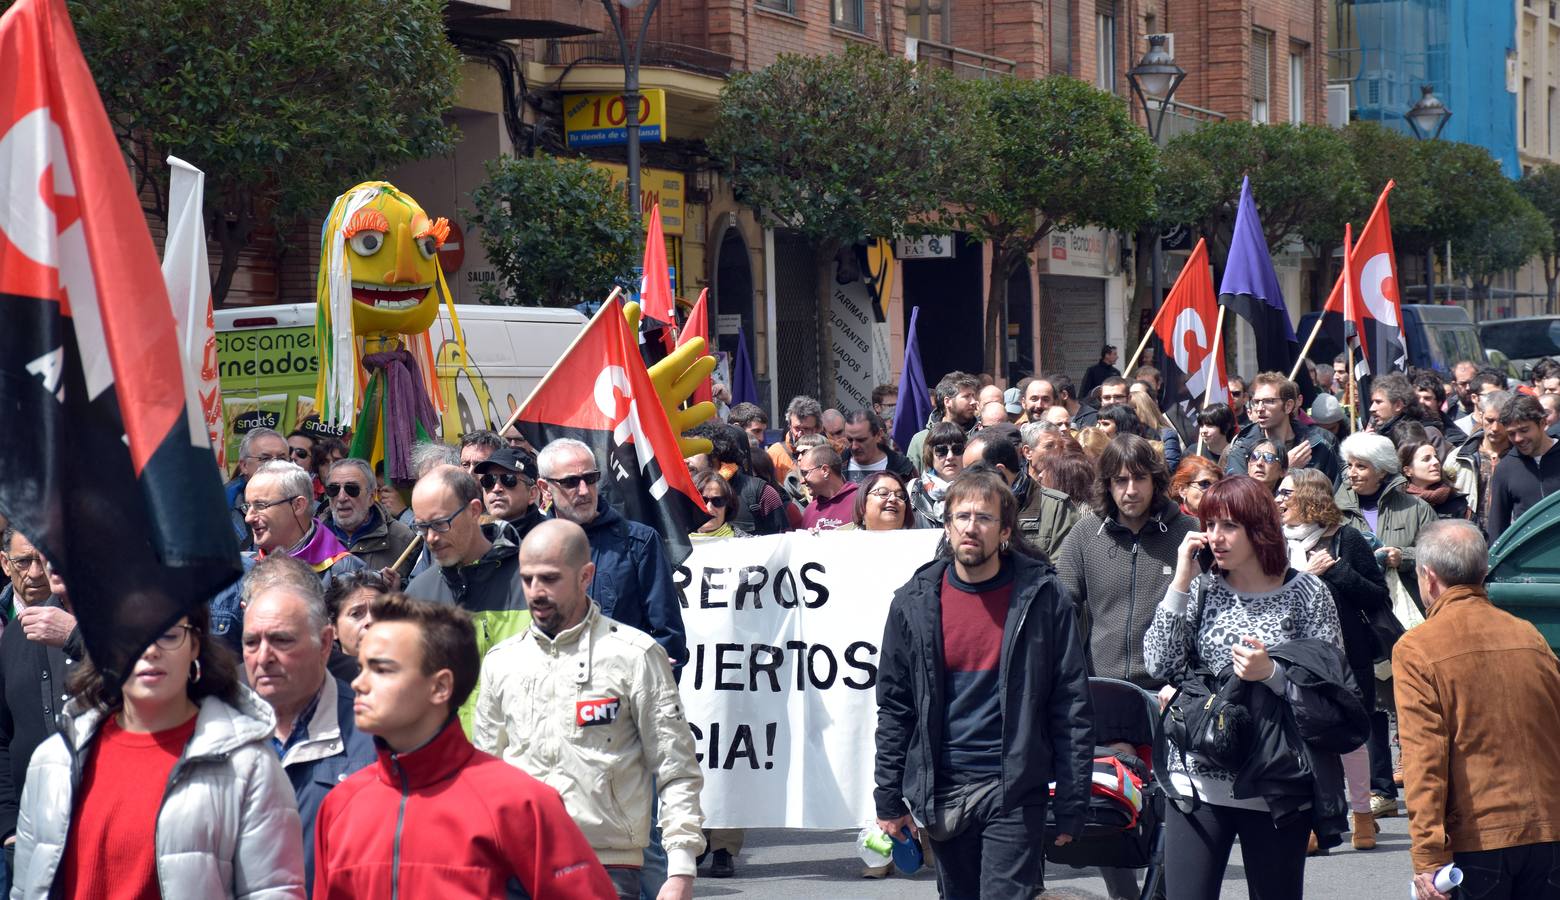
[1123,297,1174,378]
[1289,313,1328,382]
[497,287,623,438]
[1194,306,1227,459]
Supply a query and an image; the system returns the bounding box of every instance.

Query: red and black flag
[1322,182,1406,383]
[1152,239,1229,414]
[0,0,240,685]
[516,297,709,560]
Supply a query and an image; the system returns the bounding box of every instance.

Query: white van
[214,302,585,460]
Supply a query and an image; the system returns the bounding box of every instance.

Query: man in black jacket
[843,410,917,485]
[1081,344,1120,399]
[874,469,1093,898]
[1486,393,1560,541]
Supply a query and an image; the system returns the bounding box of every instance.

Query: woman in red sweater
[12,605,304,899]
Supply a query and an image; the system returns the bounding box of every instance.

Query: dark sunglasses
[546,471,601,491]
[932,443,966,458]
[289,447,312,460]
[480,472,528,491]
[702,495,728,509]
[1251,451,1282,464]
[324,482,362,498]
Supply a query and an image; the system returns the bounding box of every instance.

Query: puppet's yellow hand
[625,302,717,457]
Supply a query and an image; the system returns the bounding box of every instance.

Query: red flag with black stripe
[1323,182,1406,382]
[0,0,240,687]
[676,288,713,406]
[516,297,709,561]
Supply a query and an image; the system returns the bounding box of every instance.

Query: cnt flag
[1323,182,1406,384]
[516,297,710,562]
[1218,176,1299,375]
[676,287,713,405]
[0,0,240,686]
[1153,239,1229,413]
[162,156,226,470]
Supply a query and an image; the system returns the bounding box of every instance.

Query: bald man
[475,521,706,900]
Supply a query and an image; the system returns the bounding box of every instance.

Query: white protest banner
[674,529,942,828]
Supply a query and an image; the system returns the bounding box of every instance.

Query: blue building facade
[1332,0,1519,177]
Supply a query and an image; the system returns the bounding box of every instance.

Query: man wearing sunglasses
[536,440,686,674]
[473,448,546,541]
[319,459,416,577]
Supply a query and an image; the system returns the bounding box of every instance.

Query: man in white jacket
[473,520,705,900]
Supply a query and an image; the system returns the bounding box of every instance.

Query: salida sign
[674,529,940,828]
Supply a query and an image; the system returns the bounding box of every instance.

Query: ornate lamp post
[1127,35,1187,373]
[1405,84,1452,303]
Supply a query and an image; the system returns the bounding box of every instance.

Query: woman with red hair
[1169,458,1223,518]
[1143,475,1345,900]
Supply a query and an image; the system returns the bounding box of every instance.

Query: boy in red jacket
[312,594,615,899]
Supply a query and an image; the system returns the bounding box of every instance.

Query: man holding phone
[1226,372,1341,486]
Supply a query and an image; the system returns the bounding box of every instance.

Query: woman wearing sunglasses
[13,606,304,898]
[1247,439,1288,496]
[1170,458,1224,518]
[909,422,966,527]
[690,470,748,543]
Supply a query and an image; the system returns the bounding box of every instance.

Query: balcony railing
[909,37,1016,80]
[543,37,734,77]
[1150,98,1228,142]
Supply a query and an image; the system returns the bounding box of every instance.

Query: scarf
[1404,480,1454,508]
[919,471,950,502]
[265,520,355,572]
[1282,522,1326,570]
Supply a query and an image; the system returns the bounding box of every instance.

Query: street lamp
[1127,34,1187,392]
[1405,84,1452,303]
[600,0,663,254]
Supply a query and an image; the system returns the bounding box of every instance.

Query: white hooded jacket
[11,684,305,899]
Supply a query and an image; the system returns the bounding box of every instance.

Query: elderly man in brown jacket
[1395,520,1560,900]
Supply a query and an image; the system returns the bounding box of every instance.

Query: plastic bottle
[1409,864,1462,898]
[856,827,893,867]
[890,827,924,875]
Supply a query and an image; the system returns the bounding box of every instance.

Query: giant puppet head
[316,181,466,480]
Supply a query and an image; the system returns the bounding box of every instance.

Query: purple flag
[893,307,933,451]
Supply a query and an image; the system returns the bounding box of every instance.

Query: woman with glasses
[909,422,966,528]
[853,472,918,531]
[690,470,747,542]
[1170,458,1223,518]
[1279,468,1389,853]
[1335,432,1436,821]
[13,606,304,898]
[1247,439,1288,496]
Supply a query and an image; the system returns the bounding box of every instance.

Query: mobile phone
[1196,546,1215,573]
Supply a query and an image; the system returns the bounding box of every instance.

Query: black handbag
[1330,532,1404,663]
[1160,575,1255,772]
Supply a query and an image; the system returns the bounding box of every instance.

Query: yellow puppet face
[341,188,447,335]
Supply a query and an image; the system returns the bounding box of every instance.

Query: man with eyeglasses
[473,447,546,540]
[243,461,365,589]
[797,445,858,531]
[843,410,916,485]
[0,528,82,891]
[535,439,686,673]
[1224,372,1340,485]
[226,427,290,551]
[874,469,1092,898]
[403,465,526,730]
[319,458,416,577]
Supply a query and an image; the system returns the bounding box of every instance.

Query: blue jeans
[638,785,666,900]
[1455,841,1560,900]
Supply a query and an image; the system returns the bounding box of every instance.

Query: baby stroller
[1044,677,1166,900]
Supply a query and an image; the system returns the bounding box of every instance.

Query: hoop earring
[1000,540,1010,553]
[190,659,202,684]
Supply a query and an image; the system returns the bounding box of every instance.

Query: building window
[1289,51,1304,123]
[1050,0,1073,76]
[906,0,948,42]
[1550,86,1558,154]
[1251,29,1272,123]
[832,0,865,31]
[1524,76,1533,147]
[1096,0,1117,93]
[757,0,794,11]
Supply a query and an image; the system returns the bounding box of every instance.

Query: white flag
[161,156,226,468]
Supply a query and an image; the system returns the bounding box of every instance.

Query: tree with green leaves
[1453,185,1551,310]
[30,0,462,303]
[945,75,1157,376]
[1395,139,1514,298]
[1517,164,1560,305]
[1156,121,1363,265]
[709,45,966,312]
[466,156,639,307]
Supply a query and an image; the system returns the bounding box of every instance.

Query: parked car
[1479,315,1560,377]
[1298,303,1485,374]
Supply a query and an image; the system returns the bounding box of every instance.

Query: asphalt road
[692,811,1414,898]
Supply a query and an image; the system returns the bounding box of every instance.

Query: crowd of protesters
[0,344,1558,900]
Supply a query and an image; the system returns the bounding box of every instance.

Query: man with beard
[320,459,416,576]
[906,372,982,473]
[874,469,1092,898]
